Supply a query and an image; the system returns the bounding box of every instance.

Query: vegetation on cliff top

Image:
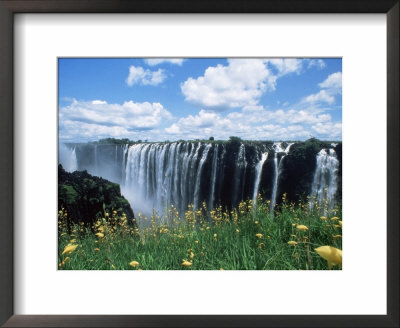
[58,164,134,226]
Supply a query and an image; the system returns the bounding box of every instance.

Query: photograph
[58,57,342,270]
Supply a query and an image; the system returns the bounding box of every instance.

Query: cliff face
[58,165,134,225]
[60,138,342,215]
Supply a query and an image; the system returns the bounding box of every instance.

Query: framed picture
[0,0,398,327]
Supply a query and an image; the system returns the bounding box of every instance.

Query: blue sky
[58,58,342,142]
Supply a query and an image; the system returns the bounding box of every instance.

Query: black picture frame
[0,1,398,327]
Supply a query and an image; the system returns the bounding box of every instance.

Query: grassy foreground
[58,194,342,270]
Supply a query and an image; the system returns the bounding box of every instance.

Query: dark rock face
[58,165,134,225]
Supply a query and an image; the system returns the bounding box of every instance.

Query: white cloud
[267,58,303,76]
[319,71,342,89]
[303,90,336,105]
[145,59,185,66]
[60,99,172,133]
[308,59,326,69]
[91,100,107,105]
[180,59,307,110]
[312,122,342,137]
[164,105,338,141]
[302,71,342,105]
[181,59,307,110]
[126,66,166,86]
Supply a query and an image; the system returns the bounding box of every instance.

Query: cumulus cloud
[180,59,305,110]
[312,122,342,138]
[60,99,172,134]
[164,105,338,141]
[267,58,303,76]
[307,59,326,69]
[302,71,342,105]
[144,58,185,66]
[303,90,336,105]
[319,71,342,90]
[126,66,166,86]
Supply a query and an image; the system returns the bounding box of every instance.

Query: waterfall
[59,143,78,173]
[121,144,129,182]
[252,152,269,206]
[208,144,219,211]
[64,140,341,221]
[94,144,98,175]
[309,148,339,213]
[232,144,247,207]
[193,144,211,210]
[270,142,294,213]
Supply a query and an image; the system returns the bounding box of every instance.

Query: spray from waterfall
[208,144,219,211]
[270,142,294,213]
[193,144,211,210]
[59,143,78,172]
[252,152,269,207]
[309,148,339,213]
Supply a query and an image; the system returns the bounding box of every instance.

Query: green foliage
[58,165,134,225]
[58,197,342,270]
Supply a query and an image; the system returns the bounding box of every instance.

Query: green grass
[58,195,342,270]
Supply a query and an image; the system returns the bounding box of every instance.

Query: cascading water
[59,143,78,172]
[270,142,294,213]
[232,144,247,208]
[252,152,269,206]
[208,144,219,211]
[309,148,340,213]
[193,144,211,210]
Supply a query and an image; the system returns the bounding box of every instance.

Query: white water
[309,148,340,213]
[193,144,211,210]
[59,143,78,172]
[208,145,219,211]
[252,152,269,206]
[232,144,247,207]
[270,142,294,213]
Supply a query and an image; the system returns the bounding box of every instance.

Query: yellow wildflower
[333,234,342,239]
[213,233,217,238]
[339,221,342,227]
[331,217,340,221]
[292,223,297,227]
[95,232,104,238]
[190,252,195,259]
[181,260,192,266]
[258,243,264,248]
[254,221,259,225]
[195,240,199,244]
[62,244,78,255]
[94,248,100,252]
[70,239,76,243]
[296,225,309,231]
[64,257,70,263]
[287,241,297,246]
[236,229,240,233]
[320,216,327,221]
[314,246,342,269]
[129,261,140,267]
[256,233,263,238]
[334,224,341,229]
[220,268,224,270]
